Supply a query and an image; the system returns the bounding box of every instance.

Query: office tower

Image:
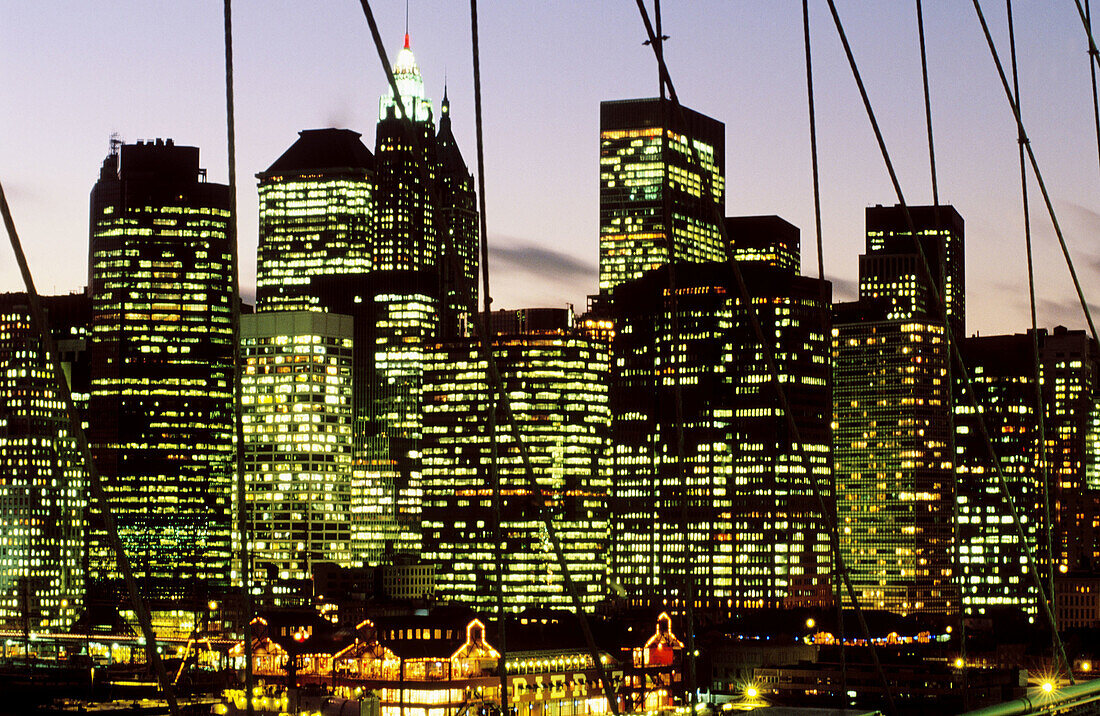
[87,139,233,604]
[955,333,1044,616]
[0,293,88,630]
[255,128,374,312]
[308,272,439,562]
[422,308,610,610]
[861,204,965,336]
[436,88,480,338]
[240,312,354,603]
[1040,327,1100,572]
[599,98,725,296]
[374,33,438,276]
[610,220,832,610]
[833,204,963,614]
[726,215,800,273]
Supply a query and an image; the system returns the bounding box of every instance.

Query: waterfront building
[87,139,233,604]
[832,204,964,615]
[0,293,88,630]
[422,308,610,611]
[240,311,355,588]
[255,128,374,312]
[609,220,832,610]
[599,98,725,296]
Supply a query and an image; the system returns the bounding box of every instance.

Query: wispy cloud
[488,236,596,283]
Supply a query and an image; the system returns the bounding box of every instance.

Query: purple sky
[2,2,1099,337]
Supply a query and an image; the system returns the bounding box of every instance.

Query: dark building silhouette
[609,217,833,610]
[87,139,233,605]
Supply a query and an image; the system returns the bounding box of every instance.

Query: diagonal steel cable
[221,1,255,713]
[354,3,621,712]
[800,0,847,704]
[977,1,1099,346]
[0,181,180,716]
[824,0,1073,680]
[1006,0,1058,664]
[633,2,897,713]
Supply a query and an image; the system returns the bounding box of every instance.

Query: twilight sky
[2,1,1099,337]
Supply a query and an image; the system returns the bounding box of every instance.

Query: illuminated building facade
[240,312,355,586]
[610,244,833,610]
[87,139,234,604]
[1039,326,1100,572]
[422,308,610,610]
[861,204,965,337]
[0,293,88,630]
[832,204,964,615]
[599,98,725,296]
[255,128,374,312]
[251,35,478,562]
[955,333,1043,616]
[312,271,440,561]
[833,304,954,614]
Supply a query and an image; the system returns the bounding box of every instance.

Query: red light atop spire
[404,33,410,50]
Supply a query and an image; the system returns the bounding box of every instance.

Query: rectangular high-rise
[0,293,88,630]
[599,98,725,296]
[833,203,963,615]
[610,218,832,610]
[240,312,355,590]
[421,308,610,610]
[87,139,233,605]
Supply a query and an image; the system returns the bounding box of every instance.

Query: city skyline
[3,2,1100,336]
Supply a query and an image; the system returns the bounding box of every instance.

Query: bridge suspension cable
[0,183,180,716]
[633,2,900,712]
[221,1,255,714]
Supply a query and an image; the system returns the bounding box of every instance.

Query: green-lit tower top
[380,33,433,124]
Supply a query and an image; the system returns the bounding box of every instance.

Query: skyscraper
[955,333,1044,617]
[255,128,374,312]
[252,35,478,563]
[599,98,725,296]
[610,219,833,610]
[240,312,355,591]
[87,139,233,604]
[422,308,610,610]
[832,203,963,615]
[0,293,88,630]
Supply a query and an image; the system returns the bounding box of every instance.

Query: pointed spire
[404,32,410,50]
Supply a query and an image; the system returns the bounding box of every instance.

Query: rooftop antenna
[405,0,409,36]
[108,132,123,157]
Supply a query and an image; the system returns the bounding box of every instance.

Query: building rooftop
[260,128,374,177]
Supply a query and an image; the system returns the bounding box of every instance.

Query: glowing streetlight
[1041,681,1054,694]
[954,658,964,669]
[805,618,815,630]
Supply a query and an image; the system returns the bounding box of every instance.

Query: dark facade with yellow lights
[87,139,234,604]
[609,247,833,611]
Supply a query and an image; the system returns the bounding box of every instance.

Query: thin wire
[825,0,1073,680]
[634,2,896,713]
[915,2,967,701]
[354,4,620,711]
[916,0,940,209]
[1088,0,1100,179]
[975,0,1098,346]
[1006,0,1057,667]
[222,1,254,711]
[0,180,180,716]
[800,0,845,704]
[468,1,507,712]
